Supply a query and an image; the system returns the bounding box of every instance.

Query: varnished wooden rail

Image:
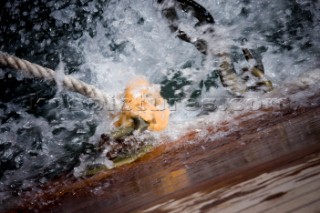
[5,100,320,212]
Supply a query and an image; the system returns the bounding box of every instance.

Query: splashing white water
[71,0,319,135]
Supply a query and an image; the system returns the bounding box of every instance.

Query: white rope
[0,52,110,104]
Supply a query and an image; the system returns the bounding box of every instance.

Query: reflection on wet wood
[7,104,320,212]
[142,152,320,213]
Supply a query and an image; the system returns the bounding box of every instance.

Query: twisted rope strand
[0,52,110,104]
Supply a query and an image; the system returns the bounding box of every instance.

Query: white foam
[75,0,319,139]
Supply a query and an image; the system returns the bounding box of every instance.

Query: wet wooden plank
[7,104,320,212]
[143,152,320,213]
[290,198,320,213]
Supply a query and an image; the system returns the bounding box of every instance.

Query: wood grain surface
[6,101,320,212]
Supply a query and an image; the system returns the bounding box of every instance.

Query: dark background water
[0,0,110,199]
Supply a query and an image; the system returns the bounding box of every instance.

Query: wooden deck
[6,99,320,212]
[142,150,320,213]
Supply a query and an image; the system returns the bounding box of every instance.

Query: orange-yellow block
[114,78,170,131]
